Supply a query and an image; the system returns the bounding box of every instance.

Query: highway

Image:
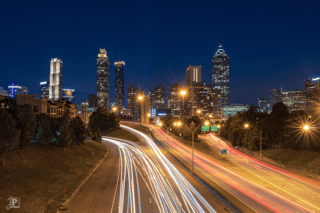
[144,123,320,213]
[101,125,219,213]
[203,134,320,212]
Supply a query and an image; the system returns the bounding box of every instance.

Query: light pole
[190,123,203,175]
[138,96,143,126]
[159,121,181,143]
[244,123,262,159]
[180,90,186,118]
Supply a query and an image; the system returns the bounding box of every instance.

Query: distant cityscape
[0,44,319,123]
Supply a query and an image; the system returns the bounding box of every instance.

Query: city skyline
[1,0,320,106]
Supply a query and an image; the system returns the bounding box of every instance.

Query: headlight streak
[203,134,320,212]
[147,124,318,213]
[102,131,217,213]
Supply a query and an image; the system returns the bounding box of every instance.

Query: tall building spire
[212,45,229,105]
[49,58,63,101]
[97,49,110,109]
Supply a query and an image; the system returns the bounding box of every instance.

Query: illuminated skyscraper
[49,58,63,101]
[186,65,201,88]
[40,81,49,99]
[212,44,229,105]
[304,77,320,113]
[154,84,165,108]
[115,61,125,108]
[127,84,137,117]
[97,49,110,109]
[258,98,269,113]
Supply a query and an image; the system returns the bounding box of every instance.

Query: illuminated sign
[40,81,47,85]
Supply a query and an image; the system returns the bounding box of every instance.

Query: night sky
[1,0,320,106]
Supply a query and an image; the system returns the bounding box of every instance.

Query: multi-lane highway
[101,125,219,213]
[145,123,320,213]
[202,134,320,212]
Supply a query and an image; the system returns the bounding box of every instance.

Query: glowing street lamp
[303,125,310,130]
[244,123,249,129]
[205,121,209,126]
[160,121,181,144]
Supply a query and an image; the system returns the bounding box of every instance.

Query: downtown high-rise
[40,81,49,99]
[212,44,229,105]
[49,58,63,101]
[115,61,125,108]
[97,49,110,109]
[186,65,201,88]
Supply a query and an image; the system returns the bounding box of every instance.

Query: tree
[49,117,61,138]
[0,109,21,165]
[69,116,86,145]
[17,122,32,159]
[271,102,290,120]
[16,104,37,159]
[56,122,71,149]
[89,107,120,134]
[17,104,37,134]
[36,114,53,145]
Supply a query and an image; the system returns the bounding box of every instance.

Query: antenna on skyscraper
[119,51,120,62]
[281,84,283,92]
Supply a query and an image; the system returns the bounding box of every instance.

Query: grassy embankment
[106,128,139,141]
[0,140,108,213]
[254,148,320,176]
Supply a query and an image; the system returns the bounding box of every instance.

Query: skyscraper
[88,94,98,108]
[154,84,164,108]
[304,77,320,113]
[40,81,49,99]
[281,90,306,113]
[115,61,125,108]
[49,58,63,101]
[212,44,229,105]
[128,84,137,117]
[269,89,281,111]
[97,49,110,109]
[167,83,182,117]
[258,98,269,113]
[186,66,201,88]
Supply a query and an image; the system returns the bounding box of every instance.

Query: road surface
[65,125,229,213]
[143,123,320,213]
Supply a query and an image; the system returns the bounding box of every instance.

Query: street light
[302,124,311,147]
[180,90,186,117]
[205,121,209,126]
[159,121,181,144]
[244,123,249,129]
[138,96,143,126]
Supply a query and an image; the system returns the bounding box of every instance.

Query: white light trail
[102,125,216,213]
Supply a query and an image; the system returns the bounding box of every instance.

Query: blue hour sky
[0,0,320,106]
